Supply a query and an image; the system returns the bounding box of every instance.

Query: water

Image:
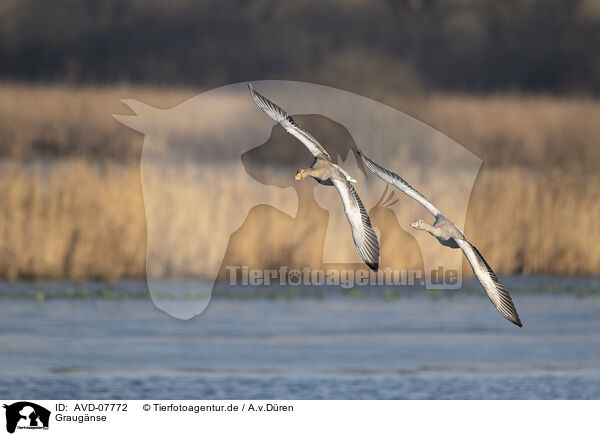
[1,278,600,399]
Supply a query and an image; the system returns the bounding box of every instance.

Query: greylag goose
[357,150,522,327]
[248,84,380,271]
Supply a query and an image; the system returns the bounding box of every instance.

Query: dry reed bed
[403,94,600,170]
[0,84,598,279]
[0,83,194,160]
[2,83,600,170]
[0,160,597,279]
[0,160,146,279]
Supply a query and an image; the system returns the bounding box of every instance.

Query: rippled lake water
[1,277,600,399]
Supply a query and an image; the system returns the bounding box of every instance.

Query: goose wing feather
[332,179,380,271]
[357,150,442,218]
[248,84,331,160]
[455,239,522,327]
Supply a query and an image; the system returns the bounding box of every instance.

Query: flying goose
[357,150,522,327]
[248,84,380,271]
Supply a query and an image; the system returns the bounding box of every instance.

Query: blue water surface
[1,278,599,399]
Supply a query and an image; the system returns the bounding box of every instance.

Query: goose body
[249,84,380,271]
[358,150,522,327]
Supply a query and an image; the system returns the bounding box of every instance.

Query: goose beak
[410,220,419,229]
[294,173,302,180]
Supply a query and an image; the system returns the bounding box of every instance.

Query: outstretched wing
[248,83,331,160]
[455,239,523,327]
[332,179,380,271]
[357,150,443,218]
[332,163,357,183]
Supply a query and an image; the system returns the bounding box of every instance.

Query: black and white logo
[3,402,50,434]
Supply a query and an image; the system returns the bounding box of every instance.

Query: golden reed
[0,84,598,279]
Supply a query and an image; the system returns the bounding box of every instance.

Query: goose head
[294,169,307,180]
[410,219,425,230]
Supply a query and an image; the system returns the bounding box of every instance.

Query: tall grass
[399,93,600,171]
[0,83,194,160]
[0,160,145,279]
[0,84,598,279]
[0,160,597,279]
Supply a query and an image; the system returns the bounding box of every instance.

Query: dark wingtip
[367,262,378,272]
[510,317,523,328]
[356,149,363,156]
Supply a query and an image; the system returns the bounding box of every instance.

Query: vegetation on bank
[0,85,598,280]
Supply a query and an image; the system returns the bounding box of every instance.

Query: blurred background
[1,0,600,400]
[0,0,599,279]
